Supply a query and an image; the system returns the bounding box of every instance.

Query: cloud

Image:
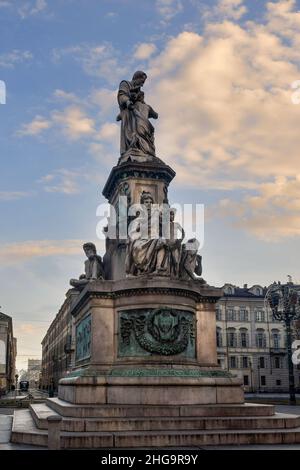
[97,122,119,142]
[142,1,300,240]
[214,176,300,241]
[0,191,32,201]
[133,43,157,60]
[38,168,84,194]
[0,239,84,264]
[156,0,183,23]
[51,106,95,140]
[0,0,48,18]
[205,0,247,21]
[17,0,47,18]
[52,43,127,84]
[52,89,83,104]
[17,115,51,136]
[89,87,116,117]
[0,49,33,68]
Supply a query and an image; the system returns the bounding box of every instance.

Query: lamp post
[14,374,18,399]
[265,279,300,405]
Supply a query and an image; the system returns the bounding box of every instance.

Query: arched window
[216,327,223,347]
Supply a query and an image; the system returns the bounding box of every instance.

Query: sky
[0,0,300,370]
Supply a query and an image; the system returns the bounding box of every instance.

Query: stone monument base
[11,280,300,447]
[57,369,244,406]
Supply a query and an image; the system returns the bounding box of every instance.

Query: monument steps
[30,403,300,432]
[45,397,275,418]
[11,408,300,448]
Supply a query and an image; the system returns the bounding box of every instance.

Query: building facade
[216,284,300,393]
[41,290,76,392]
[27,359,42,388]
[0,311,17,394]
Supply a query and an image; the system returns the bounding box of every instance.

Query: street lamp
[265,279,300,405]
[14,374,18,399]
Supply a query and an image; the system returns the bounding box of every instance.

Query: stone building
[27,359,42,388]
[0,310,17,394]
[41,290,76,392]
[216,283,300,393]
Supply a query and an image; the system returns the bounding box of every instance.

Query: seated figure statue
[179,238,205,283]
[70,242,104,290]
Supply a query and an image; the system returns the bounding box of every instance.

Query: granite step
[31,403,300,432]
[11,410,113,448]
[11,409,300,448]
[46,397,275,418]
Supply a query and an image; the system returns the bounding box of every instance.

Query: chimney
[243,284,248,289]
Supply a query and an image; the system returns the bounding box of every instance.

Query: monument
[12,72,300,448]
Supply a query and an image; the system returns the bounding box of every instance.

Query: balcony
[269,347,286,355]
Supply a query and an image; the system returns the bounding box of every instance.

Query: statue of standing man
[117,71,158,162]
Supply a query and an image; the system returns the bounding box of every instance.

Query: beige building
[41,290,76,392]
[216,283,300,393]
[0,311,17,394]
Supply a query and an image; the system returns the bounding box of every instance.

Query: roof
[0,311,12,322]
[222,285,268,299]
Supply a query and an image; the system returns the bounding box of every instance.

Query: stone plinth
[57,278,243,406]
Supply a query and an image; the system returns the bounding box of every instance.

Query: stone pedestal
[58,279,243,406]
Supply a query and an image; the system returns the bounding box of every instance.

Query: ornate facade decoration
[119,307,196,358]
[76,314,91,362]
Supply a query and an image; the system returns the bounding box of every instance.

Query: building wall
[27,359,42,388]
[216,284,300,393]
[41,290,76,392]
[0,312,17,394]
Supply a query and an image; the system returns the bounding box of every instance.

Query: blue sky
[0,0,300,369]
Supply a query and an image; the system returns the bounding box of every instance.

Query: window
[240,329,249,348]
[255,288,262,296]
[256,330,267,348]
[226,286,234,295]
[272,331,281,349]
[274,357,281,369]
[241,356,249,368]
[255,310,265,322]
[259,357,265,369]
[261,376,266,386]
[243,375,249,386]
[226,309,236,321]
[227,329,237,347]
[276,379,281,386]
[216,309,222,321]
[229,356,238,368]
[216,328,222,347]
[239,309,248,322]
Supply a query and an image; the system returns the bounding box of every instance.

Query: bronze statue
[125,191,169,277]
[70,242,104,290]
[117,71,158,161]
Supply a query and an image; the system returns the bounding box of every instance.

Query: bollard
[47,415,62,450]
